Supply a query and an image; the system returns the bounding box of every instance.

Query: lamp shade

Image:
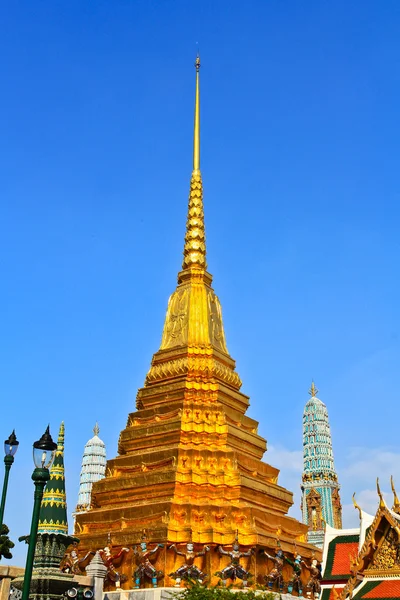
[33,426,57,469]
[4,430,19,457]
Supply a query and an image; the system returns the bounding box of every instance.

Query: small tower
[76,423,106,513]
[301,382,342,547]
[38,421,68,534]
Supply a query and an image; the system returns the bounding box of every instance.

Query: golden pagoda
[74,56,317,586]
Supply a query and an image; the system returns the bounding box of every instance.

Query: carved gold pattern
[182,172,206,270]
[369,528,399,571]
[146,355,241,388]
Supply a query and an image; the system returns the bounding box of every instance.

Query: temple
[74,57,317,586]
[75,423,107,514]
[301,382,342,547]
[320,480,400,600]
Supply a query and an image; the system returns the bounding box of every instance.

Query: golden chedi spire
[182,55,206,271]
[74,58,315,586]
[159,55,229,357]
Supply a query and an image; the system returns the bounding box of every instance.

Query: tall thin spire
[182,55,206,271]
[38,422,68,534]
[193,54,200,172]
[301,385,342,547]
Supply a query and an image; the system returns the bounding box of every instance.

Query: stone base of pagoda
[104,589,301,600]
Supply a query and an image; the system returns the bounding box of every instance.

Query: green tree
[176,581,277,600]
[0,524,15,560]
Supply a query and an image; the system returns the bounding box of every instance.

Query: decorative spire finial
[193,53,200,171]
[308,381,319,398]
[182,57,207,271]
[391,476,400,512]
[352,492,362,520]
[377,478,386,510]
[94,422,100,436]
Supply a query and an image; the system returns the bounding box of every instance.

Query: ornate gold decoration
[146,355,240,388]
[369,527,400,571]
[377,477,386,509]
[308,381,318,397]
[306,489,323,531]
[352,492,362,520]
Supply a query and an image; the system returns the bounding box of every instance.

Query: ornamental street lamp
[0,430,19,528]
[21,426,57,600]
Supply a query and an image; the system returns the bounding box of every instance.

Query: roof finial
[391,476,400,513]
[308,380,319,398]
[93,422,100,436]
[377,478,386,510]
[352,492,362,520]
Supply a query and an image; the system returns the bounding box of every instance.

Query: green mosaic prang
[38,422,68,535]
[301,385,342,543]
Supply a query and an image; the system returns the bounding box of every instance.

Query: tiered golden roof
[74,57,316,586]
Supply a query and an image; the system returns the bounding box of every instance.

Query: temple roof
[350,579,400,599]
[321,481,400,600]
[323,532,360,580]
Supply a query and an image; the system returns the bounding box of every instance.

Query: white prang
[76,423,107,512]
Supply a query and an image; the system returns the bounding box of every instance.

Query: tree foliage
[0,524,15,560]
[176,581,278,600]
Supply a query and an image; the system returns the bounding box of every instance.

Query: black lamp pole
[0,431,19,528]
[21,426,57,600]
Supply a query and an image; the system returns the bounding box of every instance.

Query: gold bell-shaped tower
[74,57,315,585]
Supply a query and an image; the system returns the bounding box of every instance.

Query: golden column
[74,57,317,587]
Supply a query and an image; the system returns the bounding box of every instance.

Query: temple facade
[320,480,400,600]
[75,423,107,514]
[301,383,342,548]
[74,58,318,588]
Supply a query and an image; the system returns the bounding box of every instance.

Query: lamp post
[21,426,57,600]
[0,430,19,528]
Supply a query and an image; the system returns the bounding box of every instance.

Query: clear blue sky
[1,1,400,566]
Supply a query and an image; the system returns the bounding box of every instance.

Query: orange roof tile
[362,580,400,598]
[331,542,359,576]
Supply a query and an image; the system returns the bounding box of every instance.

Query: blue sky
[1,1,400,566]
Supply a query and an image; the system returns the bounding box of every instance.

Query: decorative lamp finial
[391,476,400,512]
[308,381,319,398]
[93,423,100,437]
[377,478,386,510]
